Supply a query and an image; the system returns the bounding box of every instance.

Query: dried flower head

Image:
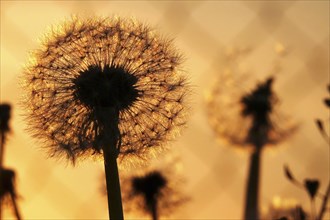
[22,16,189,163]
[121,169,187,219]
[207,73,296,149]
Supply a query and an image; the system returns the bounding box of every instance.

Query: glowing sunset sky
[1,1,329,219]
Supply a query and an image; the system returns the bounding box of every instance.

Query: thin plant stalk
[0,130,5,220]
[317,182,330,220]
[103,150,123,220]
[244,146,262,220]
[10,192,21,220]
[0,130,5,168]
[311,198,316,220]
[151,200,158,220]
[99,108,124,220]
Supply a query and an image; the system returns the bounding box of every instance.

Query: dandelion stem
[10,193,21,220]
[103,150,124,220]
[244,147,262,220]
[0,130,5,168]
[151,200,158,220]
[0,131,5,220]
[99,108,124,220]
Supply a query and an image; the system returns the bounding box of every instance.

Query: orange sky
[0,1,329,219]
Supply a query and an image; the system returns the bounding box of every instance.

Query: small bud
[284,165,296,183]
[315,119,325,134]
[304,179,320,200]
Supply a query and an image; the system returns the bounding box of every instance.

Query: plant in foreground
[206,50,296,219]
[0,104,22,220]
[22,16,189,219]
[284,85,330,220]
[263,197,307,220]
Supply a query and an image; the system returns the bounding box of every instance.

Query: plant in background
[120,160,188,220]
[0,104,22,220]
[262,196,307,220]
[206,49,296,220]
[284,85,330,220]
[22,16,189,219]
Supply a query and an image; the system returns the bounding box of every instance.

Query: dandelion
[263,197,307,220]
[0,168,21,220]
[22,16,189,219]
[0,104,22,220]
[121,169,188,220]
[0,104,11,166]
[206,50,296,220]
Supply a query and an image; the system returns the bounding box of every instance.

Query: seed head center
[74,65,139,110]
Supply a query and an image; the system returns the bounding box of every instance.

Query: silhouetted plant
[0,104,22,220]
[22,16,189,219]
[0,104,11,166]
[284,84,330,220]
[207,49,296,220]
[263,197,307,220]
[0,168,21,220]
[121,168,188,220]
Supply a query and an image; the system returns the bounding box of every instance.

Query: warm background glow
[0,1,329,219]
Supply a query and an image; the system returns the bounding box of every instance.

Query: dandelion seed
[22,16,189,219]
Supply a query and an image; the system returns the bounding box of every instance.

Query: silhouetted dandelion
[206,50,296,220]
[22,16,189,219]
[121,169,188,220]
[0,104,22,220]
[0,104,11,166]
[0,168,21,220]
[263,197,307,220]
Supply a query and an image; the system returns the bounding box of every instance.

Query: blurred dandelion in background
[262,196,308,220]
[206,48,297,220]
[0,104,22,220]
[21,16,189,219]
[120,156,188,220]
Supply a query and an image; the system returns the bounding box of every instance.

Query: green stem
[243,147,262,220]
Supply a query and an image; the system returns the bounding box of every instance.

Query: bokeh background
[0,1,329,219]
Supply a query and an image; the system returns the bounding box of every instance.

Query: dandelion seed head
[22,16,189,163]
[121,168,188,218]
[132,171,167,207]
[207,68,296,150]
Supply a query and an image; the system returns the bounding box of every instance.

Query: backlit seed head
[207,73,296,150]
[22,16,189,163]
